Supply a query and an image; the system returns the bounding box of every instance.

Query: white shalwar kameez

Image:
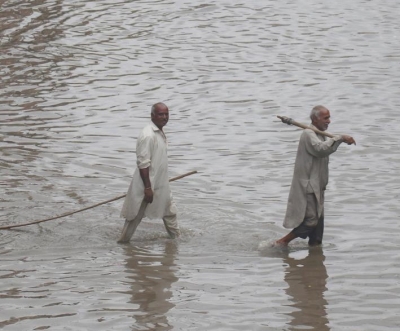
[120,122,179,240]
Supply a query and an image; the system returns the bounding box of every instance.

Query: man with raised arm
[275,105,355,246]
[118,102,180,243]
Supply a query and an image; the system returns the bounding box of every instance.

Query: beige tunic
[283,124,343,229]
[120,122,174,220]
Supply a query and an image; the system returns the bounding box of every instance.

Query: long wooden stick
[0,170,197,230]
[277,115,335,138]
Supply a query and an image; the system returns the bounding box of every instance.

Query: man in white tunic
[275,106,356,246]
[118,102,180,243]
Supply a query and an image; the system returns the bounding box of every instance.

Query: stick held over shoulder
[277,115,356,145]
[278,116,334,138]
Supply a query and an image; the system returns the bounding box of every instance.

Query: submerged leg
[277,193,323,247]
[308,213,324,246]
[117,201,147,243]
[275,232,297,246]
[162,201,180,239]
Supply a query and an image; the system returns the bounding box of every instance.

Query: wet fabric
[118,199,180,243]
[283,124,343,229]
[291,192,325,245]
[121,122,174,220]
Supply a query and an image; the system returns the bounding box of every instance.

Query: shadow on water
[123,241,178,331]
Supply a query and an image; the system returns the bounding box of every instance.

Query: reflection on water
[1,0,400,330]
[284,247,329,331]
[124,242,178,330]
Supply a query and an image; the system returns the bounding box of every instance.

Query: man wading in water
[118,102,180,243]
[275,106,356,246]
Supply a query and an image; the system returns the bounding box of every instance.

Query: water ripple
[1,0,400,330]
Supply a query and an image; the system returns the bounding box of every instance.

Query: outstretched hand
[342,135,356,145]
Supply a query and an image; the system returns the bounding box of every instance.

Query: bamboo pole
[277,115,335,138]
[0,170,197,230]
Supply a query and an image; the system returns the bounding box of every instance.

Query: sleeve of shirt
[304,130,344,158]
[136,133,153,169]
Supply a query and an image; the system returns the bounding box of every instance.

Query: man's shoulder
[300,128,315,139]
[140,123,157,137]
[298,128,318,149]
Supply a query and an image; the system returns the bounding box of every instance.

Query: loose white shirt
[121,122,174,220]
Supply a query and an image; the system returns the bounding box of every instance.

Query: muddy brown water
[1,0,400,330]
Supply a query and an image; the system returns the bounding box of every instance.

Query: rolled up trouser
[291,193,324,245]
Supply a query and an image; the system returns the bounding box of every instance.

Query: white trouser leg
[162,201,180,239]
[118,200,147,243]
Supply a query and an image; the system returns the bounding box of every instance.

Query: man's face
[151,105,169,129]
[312,108,331,131]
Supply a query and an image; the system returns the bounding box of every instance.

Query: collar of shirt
[150,121,167,142]
[309,123,326,141]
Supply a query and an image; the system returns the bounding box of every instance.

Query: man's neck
[151,121,163,131]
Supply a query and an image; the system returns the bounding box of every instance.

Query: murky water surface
[1,0,400,330]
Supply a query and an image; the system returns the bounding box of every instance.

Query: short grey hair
[151,102,167,115]
[310,105,327,120]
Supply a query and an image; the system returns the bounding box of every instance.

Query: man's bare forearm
[139,167,153,203]
[139,167,151,188]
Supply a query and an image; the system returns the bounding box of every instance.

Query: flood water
[1,0,400,330]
